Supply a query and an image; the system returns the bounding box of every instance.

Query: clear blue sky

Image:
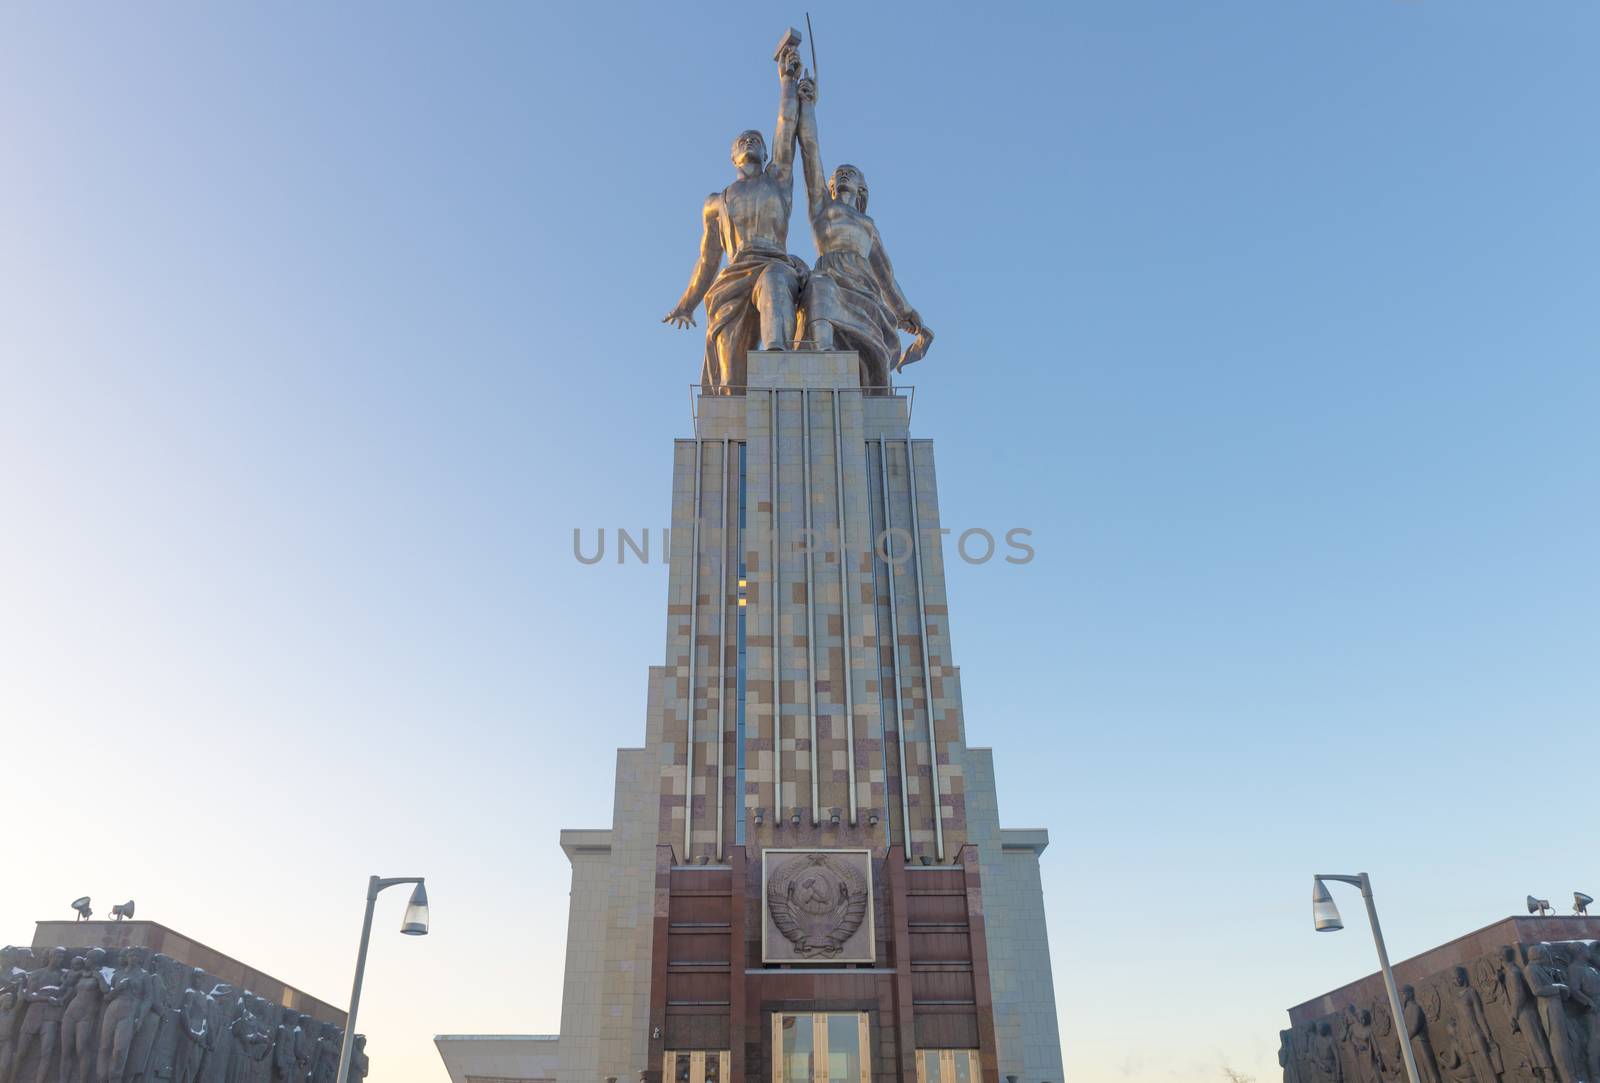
[3,3,1596,1081]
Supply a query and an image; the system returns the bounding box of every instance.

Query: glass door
[662,1050,729,1083]
[915,1050,980,1083]
[770,1013,871,1083]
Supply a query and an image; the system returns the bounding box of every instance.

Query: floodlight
[111,900,136,921]
[1528,896,1552,917]
[1575,893,1593,916]
[70,897,93,921]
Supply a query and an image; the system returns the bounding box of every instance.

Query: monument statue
[1402,985,1443,1083]
[125,953,170,1083]
[1313,1020,1344,1083]
[1497,945,1556,1080]
[60,954,106,1083]
[291,1017,313,1083]
[1576,945,1600,1082]
[227,998,271,1083]
[1524,944,1583,1083]
[663,31,809,393]
[174,972,207,1083]
[0,985,20,1083]
[1447,966,1501,1083]
[269,1010,297,1083]
[15,947,71,1083]
[1369,998,1408,1075]
[1346,1006,1380,1083]
[96,949,153,1083]
[199,985,235,1083]
[793,70,931,390]
[308,1026,338,1083]
[343,1037,366,1083]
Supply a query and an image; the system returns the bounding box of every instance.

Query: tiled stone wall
[965,751,1065,1083]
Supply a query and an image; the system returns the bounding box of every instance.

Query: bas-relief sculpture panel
[0,946,365,1083]
[760,850,875,964]
[1282,940,1600,1083]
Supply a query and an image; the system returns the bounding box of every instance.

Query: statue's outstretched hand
[663,306,698,330]
[897,309,923,336]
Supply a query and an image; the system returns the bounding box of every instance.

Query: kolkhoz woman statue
[793,68,932,391]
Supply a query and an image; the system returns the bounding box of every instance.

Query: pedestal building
[440,353,1064,1083]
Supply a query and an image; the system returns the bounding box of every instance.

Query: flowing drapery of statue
[663,27,933,393]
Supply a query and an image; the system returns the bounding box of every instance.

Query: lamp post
[335,876,429,1083]
[1312,873,1419,1083]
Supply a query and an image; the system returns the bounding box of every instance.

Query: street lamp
[1312,874,1420,1083]
[335,876,428,1083]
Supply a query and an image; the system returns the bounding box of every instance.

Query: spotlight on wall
[70,897,93,921]
[1575,893,1593,916]
[830,808,841,827]
[791,807,802,827]
[1528,895,1552,916]
[868,813,879,827]
[111,900,136,921]
[754,807,765,826]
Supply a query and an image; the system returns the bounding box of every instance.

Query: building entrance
[770,1012,871,1083]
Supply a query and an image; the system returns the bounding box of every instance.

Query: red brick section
[646,843,674,1083]
[729,847,747,1082]
[647,845,1000,1082]
[888,847,919,1083]
[959,845,1001,1083]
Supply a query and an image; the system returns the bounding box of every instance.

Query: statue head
[1588,942,1600,965]
[730,129,767,172]
[69,955,87,973]
[1529,943,1551,965]
[354,1035,366,1051]
[1453,966,1470,987]
[1503,944,1520,965]
[84,948,107,969]
[298,1014,312,1028]
[1359,1008,1372,1025]
[829,164,868,212]
[189,968,206,991]
[46,946,69,969]
[1401,984,1415,1001]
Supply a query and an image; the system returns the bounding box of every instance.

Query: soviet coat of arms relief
[762,849,876,964]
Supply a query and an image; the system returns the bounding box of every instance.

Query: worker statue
[663,30,809,394]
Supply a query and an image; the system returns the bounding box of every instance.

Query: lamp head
[1575,893,1593,916]
[111,900,136,921]
[70,897,93,921]
[1313,878,1344,932]
[1528,895,1552,917]
[400,881,429,936]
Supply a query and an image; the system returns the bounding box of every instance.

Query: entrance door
[770,1012,871,1083]
[914,1049,980,1083]
[662,1050,729,1083]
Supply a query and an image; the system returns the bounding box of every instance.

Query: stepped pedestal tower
[544,353,1064,1083]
